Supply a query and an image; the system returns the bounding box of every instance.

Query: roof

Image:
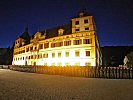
[41,24,72,39]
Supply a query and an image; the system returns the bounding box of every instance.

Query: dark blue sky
[0,0,133,47]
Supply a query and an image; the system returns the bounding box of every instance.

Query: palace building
[12,9,101,66]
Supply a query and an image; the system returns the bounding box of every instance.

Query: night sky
[0,0,133,48]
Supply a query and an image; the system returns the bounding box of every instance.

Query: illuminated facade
[12,10,101,66]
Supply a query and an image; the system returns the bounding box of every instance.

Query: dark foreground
[0,69,133,100]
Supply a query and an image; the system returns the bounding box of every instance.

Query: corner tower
[71,8,101,66]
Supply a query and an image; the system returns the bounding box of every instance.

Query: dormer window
[58,29,64,36]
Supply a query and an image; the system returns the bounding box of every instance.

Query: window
[33,55,35,59]
[75,62,80,66]
[56,42,63,47]
[22,50,25,53]
[84,19,88,24]
[65,52,69,57]
[64,40,71,46]
[29,56,30,59]
[23,57,24,60]
[86,51,90,56]
[75,51,80,57]
[58,52,61,58]
[39,44,43,49]
[37,55,39,59]
[52,53,55,58]
[31,55,33,59]
[43,53,48,58]
[39,54,42,58]
[51,43,55,48]
[44,43,49,48]
[85,27,89,31]
[75,21,79,25]
[73,39,82,45]
[58,42,63,47]
[35,55,37,59]
[65,62,70,66]
[75,28,80,32]
[51,63,55,66]
[26,47,29,52]
[57,63,62,66]
[85,62,91,66]
[83,39,92,44]
[30,46,33,51]
[44,62,47,66]
[34,47,37,50]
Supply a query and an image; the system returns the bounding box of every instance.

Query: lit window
[43,53,48,58]
[65,62,70,66]
[39,44,43,49]
[44,62,47,66]
[33,55,35,59]
[58,52,61,58]
[73,39,82,45]
[51,63,55,66]
[57,63,62,66]
[31,55,33,59]
[85,62,91,66]
[51,43,56,48]
[39,54,42,58]
[84,19,88,24]
[44,43,49,48]
[56,42,63,47]
[75,51,80,57]
[35,55,37,59]
[65,52,69,57]
[83,39,92,44]
[64,40,71,46]
[75,62,80,66]
[86,51,90,56]
[52,53,55,58]
[75,21,79,25]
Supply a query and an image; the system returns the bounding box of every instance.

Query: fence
[9,65,133,79]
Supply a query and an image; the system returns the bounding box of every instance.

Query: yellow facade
[12,11,101,66]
